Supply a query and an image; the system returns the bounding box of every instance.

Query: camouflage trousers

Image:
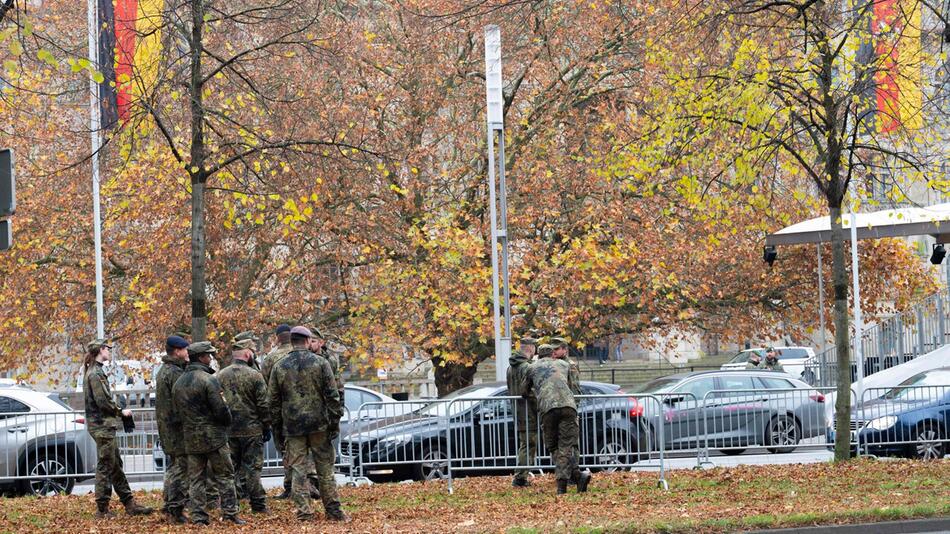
[285,431,341,519]
[162,454,188,514]
[229,435,266,510]
[186,445,238,522]
[541,407,580,483]
[90,428,133,506]
[513,402,539,482]
[279,437,318,494]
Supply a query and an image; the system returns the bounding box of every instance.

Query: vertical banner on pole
[484,26,512,381]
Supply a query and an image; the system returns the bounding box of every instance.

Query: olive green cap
[186,341,217,356]
[537,344,554,356]
[234,330,259,342]
[231,338,255,351]
[86,338,112,352]
[548,337,569,348]
[520,337,539,346]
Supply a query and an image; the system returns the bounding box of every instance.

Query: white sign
[484,25,504,127]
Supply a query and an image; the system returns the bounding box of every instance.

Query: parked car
[840,367,950,460]
[0,386,96,496]
[634,370,828,455]
[153,384,413,470]
[721,346,820,385]
[340,381,644,482]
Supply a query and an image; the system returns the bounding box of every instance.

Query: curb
[748,517,950,534]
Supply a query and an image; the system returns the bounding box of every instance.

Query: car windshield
[413,385,499,417]
[632,377,681,394]
[882,369,950,401]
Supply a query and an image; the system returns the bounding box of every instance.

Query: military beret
[548,337,569,348]
[537,344,554,356]
[234,330,259,342]
[165,335,189,349]
[86,338,112,352]
[275,324,291,335]
[520,337,539,346]
[231,338,255,351]
[186,341,217,356]
[290,326,313,338]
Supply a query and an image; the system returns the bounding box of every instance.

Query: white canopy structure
[766,202,950,246]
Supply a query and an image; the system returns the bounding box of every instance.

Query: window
[344,390,368,413]
[718,376,756,392]
[674,378,717,401]
[775,348,810,360]
[757,377,795,390]
[0,396,31,419]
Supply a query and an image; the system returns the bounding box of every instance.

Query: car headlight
[378,433,413,447]
[867,416,897,431]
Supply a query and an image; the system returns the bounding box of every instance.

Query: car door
[663,377,717,450]
[707,375,766,448]
[472,392,517,468]
[0,395,33,478]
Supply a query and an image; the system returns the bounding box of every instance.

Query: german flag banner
[97,0,165,129]
[859,0,923,134]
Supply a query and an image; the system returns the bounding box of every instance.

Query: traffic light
[0,148,13,217]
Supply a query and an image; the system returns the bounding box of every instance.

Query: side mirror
[663,396,684,406]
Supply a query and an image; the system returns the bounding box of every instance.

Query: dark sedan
[340,381,646,481]
[849,367,950,460]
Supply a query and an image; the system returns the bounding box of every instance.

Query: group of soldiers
[82,324,349,525]
[746,347,784,371]
[506,336,593,495]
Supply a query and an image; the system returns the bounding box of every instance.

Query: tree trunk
[433,357,479,398]
[189,0,207,340]
[829,205,853,461]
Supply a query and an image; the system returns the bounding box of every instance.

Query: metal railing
[807,293,950,387]
[3,384,947,496]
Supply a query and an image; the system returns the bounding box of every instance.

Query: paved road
[749,518,950,534]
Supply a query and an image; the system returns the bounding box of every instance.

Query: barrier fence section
[696,387,837,465]
[854,385,950,460]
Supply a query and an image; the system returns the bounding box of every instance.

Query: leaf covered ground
[1,459,948,533]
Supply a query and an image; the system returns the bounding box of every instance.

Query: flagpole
[86,0,106,339]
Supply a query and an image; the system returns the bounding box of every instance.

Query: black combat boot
[95,502,116,519]
[223,514,246,525]
[123,499,154,516]
[165,508,188,524]
[325,503,352,523]
[512,476,530,488]
[556,479,568,494]
[577,469,592,493]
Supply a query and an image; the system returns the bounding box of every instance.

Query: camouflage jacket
[745,360,762,370]
[155,356,187,455]
[764,360,784,372]
[261,342,293,387]
[521,357,580,415]
[171,362,232,454]
[218,359,270,437]
[318,347,345,401]
[83,362,122,431]
[507,351,535,402]
[268,349,342,437]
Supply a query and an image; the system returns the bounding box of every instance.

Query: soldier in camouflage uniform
[763,347,785,372]
[521,338,592,495]
[218,337,271,513]
[260,324,305,499]
[536,344,554,358]
[155,335,190,523]
[233,330,262,372]
[171,341,245,525]
[83,339,154,518]
[268,326,349,522]
[508,337,538,487]
[311,329,345,404]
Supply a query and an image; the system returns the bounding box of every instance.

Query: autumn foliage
[0,0,942,391]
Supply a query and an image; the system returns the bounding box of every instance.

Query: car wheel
[913,422,945,460]
[718,448,746,456]
[20,450,74,497]
[414,445,449,481]
[765,415,800,454]
[594,435,631,472]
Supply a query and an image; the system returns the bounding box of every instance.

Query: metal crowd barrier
[854,385,950,460]
[3,385,947,497]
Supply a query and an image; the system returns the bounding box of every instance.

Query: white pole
[849,209,865,402]
[86,0,105,339]
[817,243,826,355]
[484,25,511,381]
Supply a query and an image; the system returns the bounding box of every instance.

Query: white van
[721,346,820,384]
